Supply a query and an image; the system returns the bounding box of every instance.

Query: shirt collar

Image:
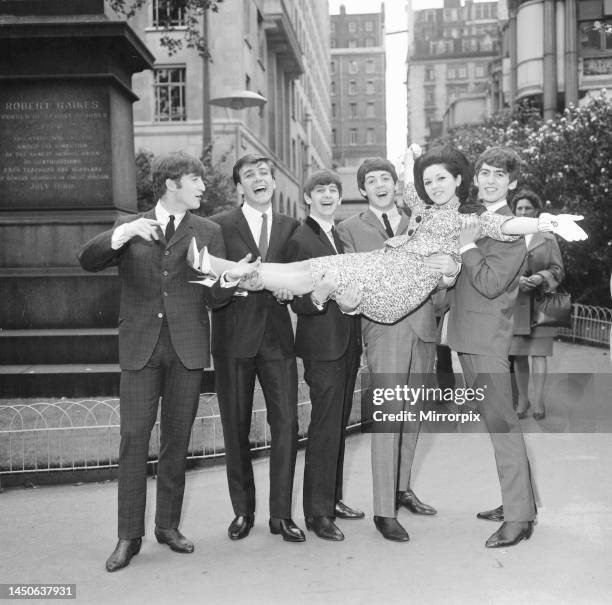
[242,201,272,222]
[155,201,186,226]
[484,199,508,213]
[310,215,334,233]
[369,205,400,221]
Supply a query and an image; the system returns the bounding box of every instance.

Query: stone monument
[0,0,154,395]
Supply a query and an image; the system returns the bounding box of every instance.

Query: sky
[328,0,444,164]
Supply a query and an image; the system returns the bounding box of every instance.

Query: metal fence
[0,370,366,479]
[558,304,612,346]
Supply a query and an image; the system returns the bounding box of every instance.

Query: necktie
[331,226,343,253]
[165,215,175,241]
[258,212,268,259]
[381,212,394,238]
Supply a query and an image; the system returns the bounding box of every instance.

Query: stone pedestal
[0,2,154,395]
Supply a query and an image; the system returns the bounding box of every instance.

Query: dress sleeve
[478,212,519,242]
[402,181,427,215]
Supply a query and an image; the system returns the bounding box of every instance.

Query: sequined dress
[309,195,516,324]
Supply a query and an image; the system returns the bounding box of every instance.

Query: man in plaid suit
[79,152,255,572]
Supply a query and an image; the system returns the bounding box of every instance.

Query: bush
[434,92,612,306]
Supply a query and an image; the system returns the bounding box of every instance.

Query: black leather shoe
[533,406,546,421]
[305,516,344,541]
[476,505,504,522]
[373,516,410,542]
[397,489,437,515]
[485,521,533,548]
[269,518,305,542]
[228,515,254,540]
[334,500,365,520]
[105,538,142,572]
[154,527,194,553]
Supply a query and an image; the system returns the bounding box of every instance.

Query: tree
[107,0,223,57]
[434,92,612,306]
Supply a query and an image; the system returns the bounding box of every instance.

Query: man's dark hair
[474,146,522,183]
[151,151,205,201]
[356,157,398,197]
[303,169,343,197]
[232,154,275,186]
[413,145,473,206]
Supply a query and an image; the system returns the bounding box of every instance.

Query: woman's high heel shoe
[533,406,546,421]
[516,401,531,419]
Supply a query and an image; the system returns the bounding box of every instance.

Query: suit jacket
[337,208,437,341]
[284,217,362,362]
[78,210,235,370]
[447,204,527,356]
[512,231,565,337]
[210,206,299,358]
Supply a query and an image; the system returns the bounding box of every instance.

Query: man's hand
[336,284,362,314]
[311,271,337,305]
[226,253,261,282]
[458,214,482,248]
[424,253,459,276]
[123,218,162,241]
[272,288,294,302]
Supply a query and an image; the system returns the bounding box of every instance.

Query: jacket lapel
[233,208,261,258]
[305,216,337,255]
[166,211,193,249]
[362,208,388,239]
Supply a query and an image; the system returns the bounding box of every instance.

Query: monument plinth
[0,2,155,395]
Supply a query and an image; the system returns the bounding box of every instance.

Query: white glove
[539,213,588,242]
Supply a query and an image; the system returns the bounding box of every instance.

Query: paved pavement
[2,341,611,605]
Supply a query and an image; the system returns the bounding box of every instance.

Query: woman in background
[509,189,565,420]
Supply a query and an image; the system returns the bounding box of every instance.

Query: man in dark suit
[284,169,364,541]
[447,147,537,548]
[79,152,254,572]
[209,154,305,543]
[338,157,459,542]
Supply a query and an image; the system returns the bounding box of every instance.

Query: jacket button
[164,250,170,256]
[408,229,414,236]
[157,312,163,319]
[162,270,169,276]
[415,215,422,223]
[163,291,168,297]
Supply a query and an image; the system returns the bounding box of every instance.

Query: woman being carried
[199,146,586,324]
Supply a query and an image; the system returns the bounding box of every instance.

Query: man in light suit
[338,157,459,542]
[79,152,253,572]
[284,169,363,541]
[447,147,537,548]
[210,154,305,543]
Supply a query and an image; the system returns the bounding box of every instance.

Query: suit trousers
[365,322,436,517]
[458,353,537,522]
[214,323,298,519]
[117,325,203,538]
[302,344,361,518]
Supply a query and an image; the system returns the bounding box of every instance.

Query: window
[349,128,358,145]
[348,60,358,74]
[365,38,374,47]
[580,22,612,51]
[349,21,357,33]
[331,80,336,95]
[332,128,337,145]
[153,0,186,26]
[366,102,375,117]
[348,80,357,95]
[331,103,336,118]
[425,87,436,106]
[425,66,435,81]
[365,20,373,32]
[330,21,336,33]
[366,80,375,94]
[349,102,358,117]
[348,40,357,48]
[331,37,337,48]
[475,63,486,78]
[366,59,375,73]
[447,63,467,79]
[154,67,186,121]
[330,60,336,74]
[366,128,375,144]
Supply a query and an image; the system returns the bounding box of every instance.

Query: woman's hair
[511,188,543,216]
[413,145,473,206]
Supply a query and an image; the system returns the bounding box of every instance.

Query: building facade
[407,0,499,143]
[493,0,612,118]
[126,0,331,218]
[330,4,387,171]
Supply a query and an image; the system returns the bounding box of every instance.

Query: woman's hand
[539,213,588,241]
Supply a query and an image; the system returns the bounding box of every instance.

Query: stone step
[0,364,215,398]
[0,328,118,364]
